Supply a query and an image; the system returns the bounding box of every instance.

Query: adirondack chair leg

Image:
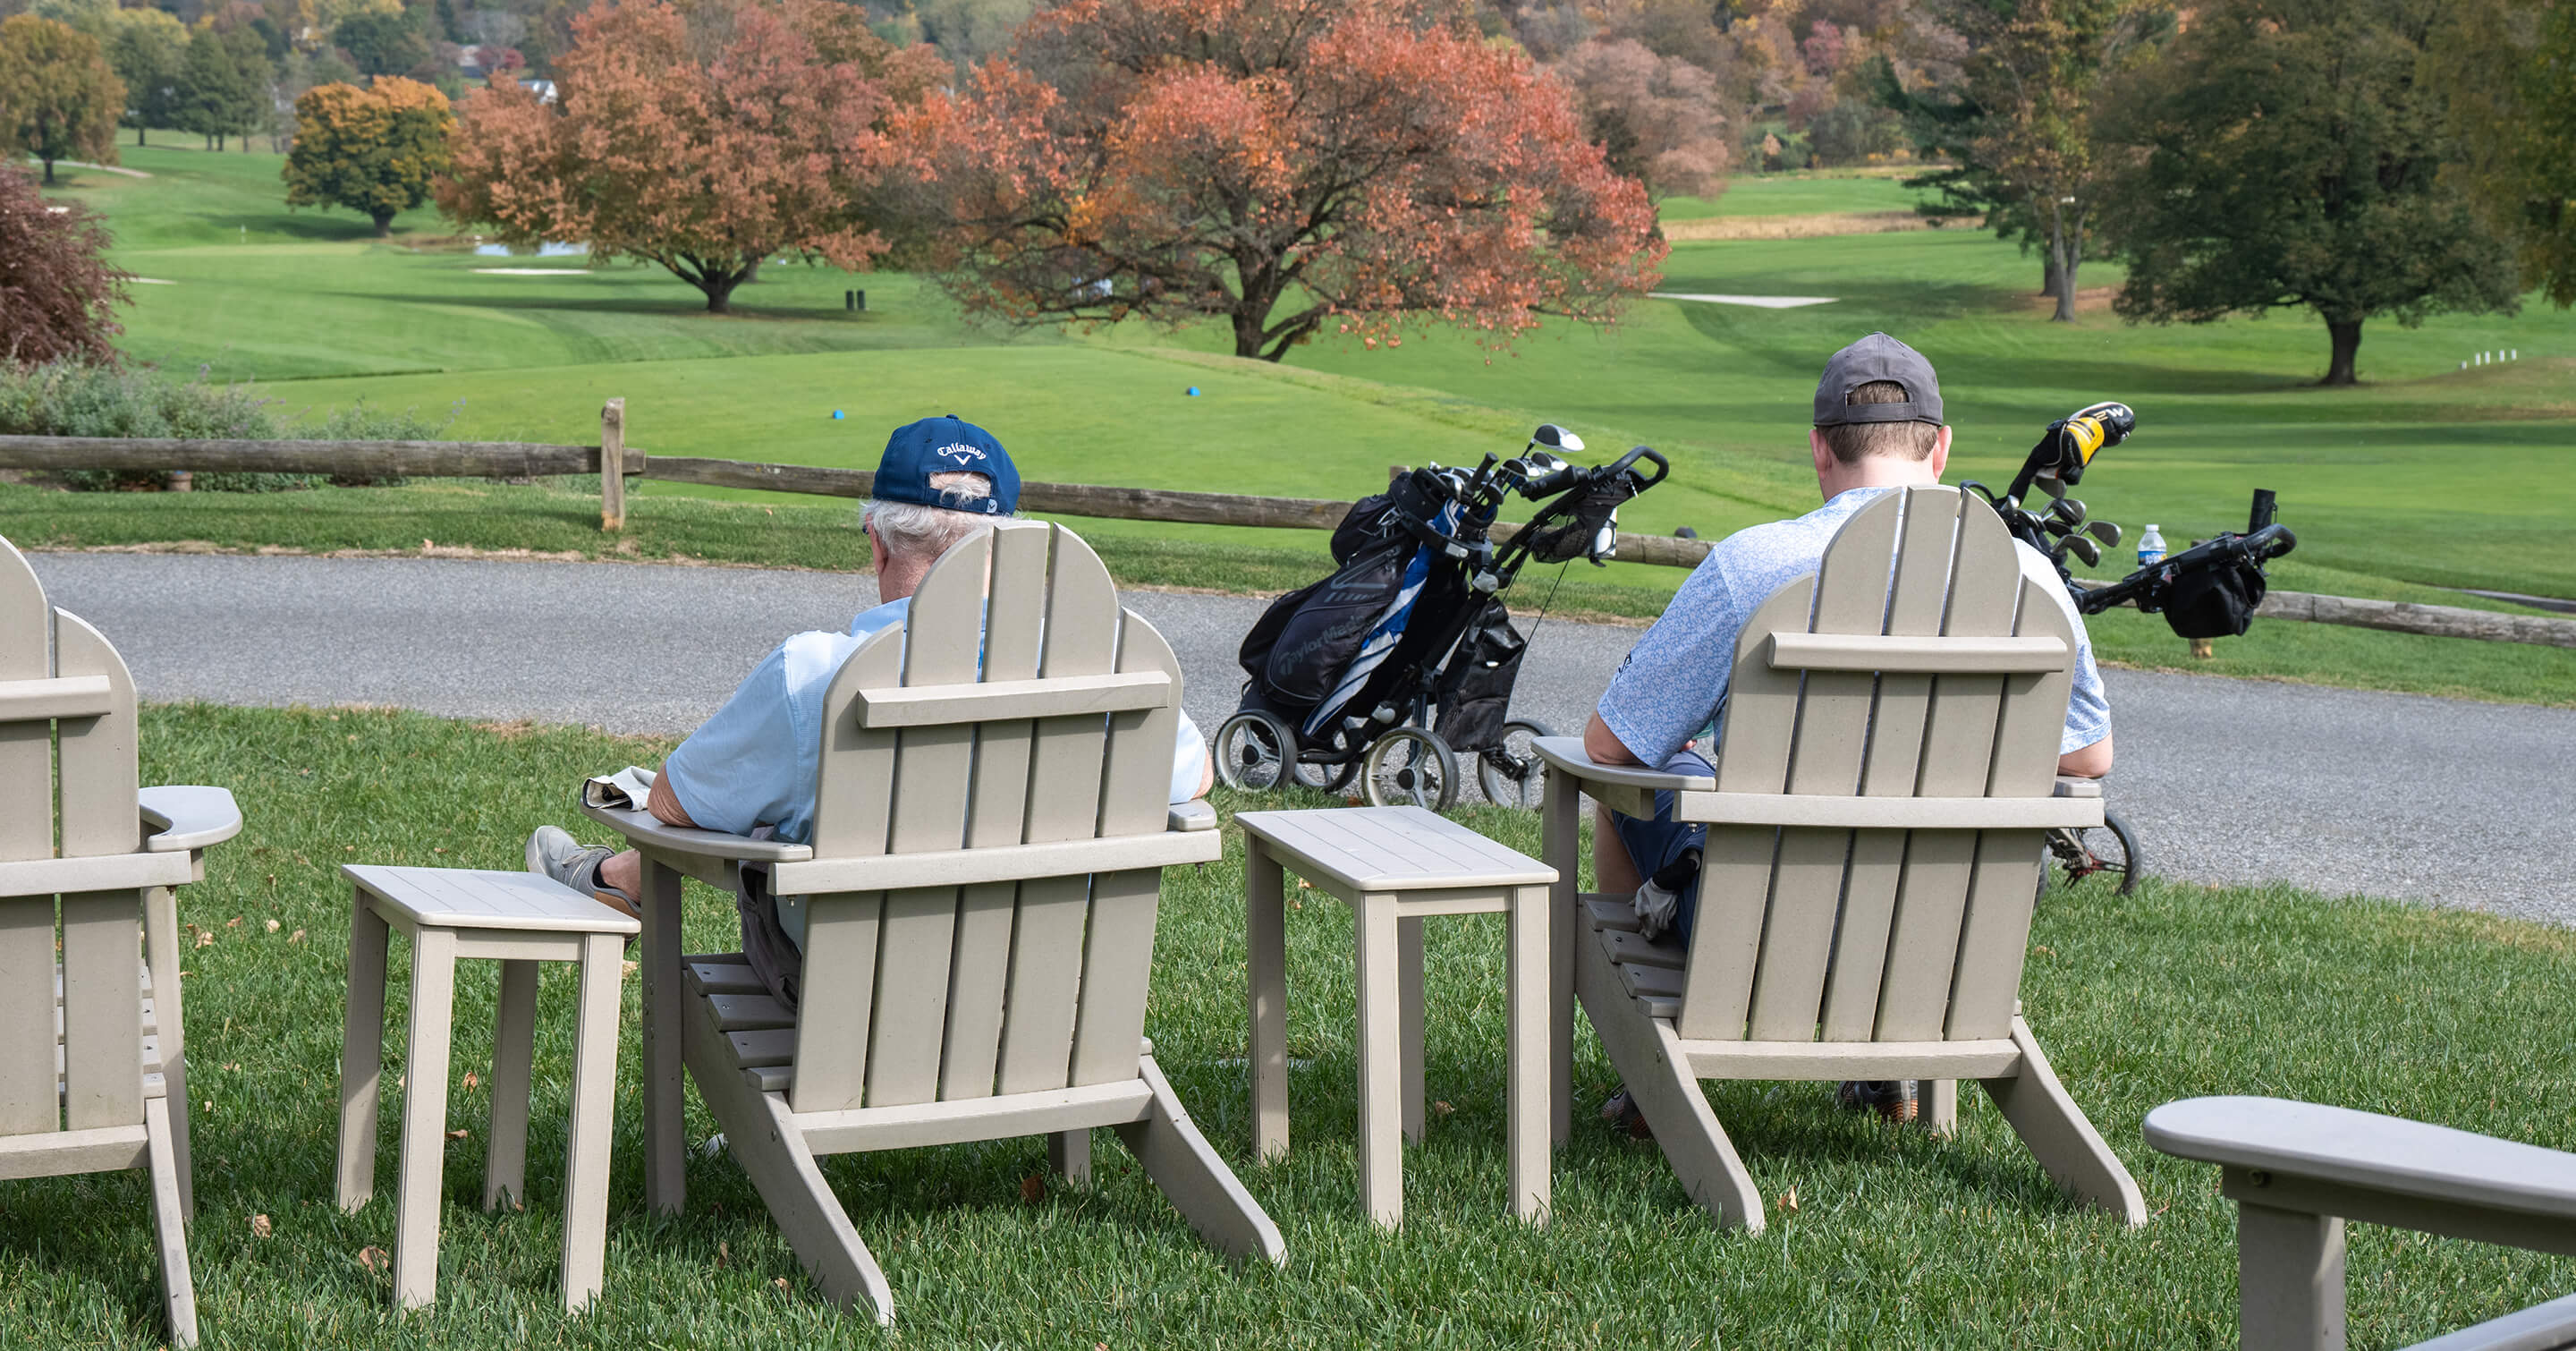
[484,959,538,1212]
[392,927,459,1309]
[335,889,392,1212]
[1399,916,1425,1145]
[144,1093,199,1348]
[559,933,623,1313]
[682,987,893,1321]
[1978,1017,2145,1225]
[143,885,193,1221]
[1049,1130,1092,1186]
[1574,929,1764,1232]
[638,856,688,1217]
[1541,784,1580,1148]
[1114,1057,1288,1268]
[2236,1202,2346,1351]
[1920,1079,1959,1137]
[1245,837,1290,1163]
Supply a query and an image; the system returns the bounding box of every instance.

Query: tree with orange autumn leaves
[890,0,1664,361]
[437,0,943,313]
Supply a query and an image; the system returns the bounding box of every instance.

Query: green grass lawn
[1,703,2567,1347]
[1657,168,1937,220]
[27,141,2576,703]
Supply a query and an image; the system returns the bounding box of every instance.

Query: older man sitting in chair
[527,415,1211,1005]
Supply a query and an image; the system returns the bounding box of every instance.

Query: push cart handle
[1609,445,1670,489]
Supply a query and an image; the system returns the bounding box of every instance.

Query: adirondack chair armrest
[2052,776,2103,799]
[138,786,242,854]
[576,802,815,864]
[2144,1096,2576,1230]
[1530,736,1714,793]
[1168,801,1217,833]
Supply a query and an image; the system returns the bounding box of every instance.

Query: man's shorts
[1606,750,1716,945]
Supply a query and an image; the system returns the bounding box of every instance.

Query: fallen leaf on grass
[250,1214,272,1239]
[1776,1185,1799,1213]
[194,931,213,949]
[359,1245,387,1271]
[1021,1174,1045,1204]
[225,917,242,929]
[445,1128,470,1141]
[264,919,280,933]
[716,1240,728,1269]
[771,1278,789,1291]
[289,930,305,944]
[462,1071,479,1091]
[623,961,638,977]
[1434,1100,1454,1117]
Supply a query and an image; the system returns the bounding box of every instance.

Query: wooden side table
[334,865,637,1312]
[1236,806,1556,1228]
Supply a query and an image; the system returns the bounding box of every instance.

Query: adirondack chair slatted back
[790,521,1182,1114]
[0,537,149,1140]
[1677,487,2075,1045]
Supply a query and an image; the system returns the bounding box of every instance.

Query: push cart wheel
[2046,810,2141,896]
[1475,717,1555,811]
[1362,727,1459,812]
[1291,726,1363,794]
[1214,709,1298,793]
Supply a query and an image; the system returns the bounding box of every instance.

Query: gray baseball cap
[1813,332,1944,427]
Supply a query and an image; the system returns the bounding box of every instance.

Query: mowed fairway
[38,143,2576,603]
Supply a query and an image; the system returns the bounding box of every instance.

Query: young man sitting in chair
[1588,334,2113,1128]
[527,415,1213,1004]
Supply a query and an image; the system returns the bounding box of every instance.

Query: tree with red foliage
[0,166,129,365]
[1556,38,1730,202]
[894,0,1663,361]
[437,0,945,314]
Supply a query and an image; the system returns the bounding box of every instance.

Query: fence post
[599,398,626,532]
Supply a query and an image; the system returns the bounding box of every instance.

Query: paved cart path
[28,551,2576,925]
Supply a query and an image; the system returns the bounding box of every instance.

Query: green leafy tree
[0,14,124,183]
[105,9,188,146]
[333,8,428,76]
[1877,0,2160,321]
[2435,0,2576,306]
[175,24,268,151]
[2097,0,2521,384]
[284,76,451,234]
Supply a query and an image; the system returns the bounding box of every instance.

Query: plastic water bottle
[2137,523,2167,569]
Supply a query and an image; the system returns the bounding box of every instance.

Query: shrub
[0,361,448,490]
[0,164,127,364]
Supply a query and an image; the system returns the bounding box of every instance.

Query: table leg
[1353,892,1403,1228]
[561,932,624,1313]
[484,959,538,1211]
[1399,916,1425,1144]
[639,854,686,1216]
[393,926,457,1310]
[1506,883,1551,1225]
[1540,783,1580,1147]
[335,890,390,1212]
[1246,838,1290,1163]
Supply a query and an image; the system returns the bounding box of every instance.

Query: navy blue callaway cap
[875,414,1020,516]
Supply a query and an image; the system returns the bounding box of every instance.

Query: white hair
[863,471,1004,561]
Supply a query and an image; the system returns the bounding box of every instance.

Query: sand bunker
[1651,292,1837,309]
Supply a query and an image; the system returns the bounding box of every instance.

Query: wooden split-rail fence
[0,400,2568,650]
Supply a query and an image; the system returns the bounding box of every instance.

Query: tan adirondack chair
[1533,485,2145,1232]
[0,535,241,1347]
[581,519,1284,1323]
[2148,1097,2576,1351]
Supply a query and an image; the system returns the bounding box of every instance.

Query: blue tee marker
[832,410,844,420]
[1187,387,1201,397]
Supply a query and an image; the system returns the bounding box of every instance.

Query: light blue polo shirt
[664,597,1208,845]
[1597,487,2110,769]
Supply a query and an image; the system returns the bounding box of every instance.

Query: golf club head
[1529,423,1586,455]
[2053,497,2089,526]
[2065,535,2102,568]
[2086,520,2122,548]
[2036,475,2067,501]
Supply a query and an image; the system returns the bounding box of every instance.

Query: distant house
[520,79,557,106]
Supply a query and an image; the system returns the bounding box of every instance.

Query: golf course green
[28,140,2576,608]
